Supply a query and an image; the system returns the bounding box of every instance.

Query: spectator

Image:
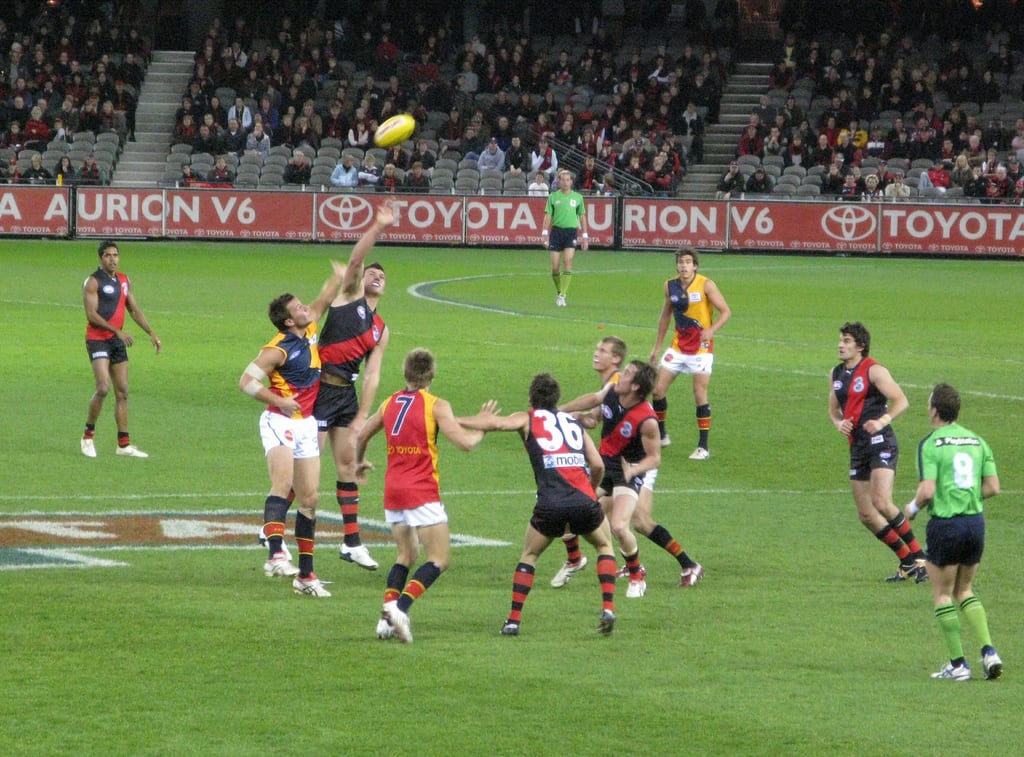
[330,154,359,187]
[736,123,763,158]
[918,160,952,193]
[192,123,221,155]
[19,153,53,184]
[883,172,910,200]
[284,148,312,185]
[505,134,529,175]
[646,152,680,196]
[357,154,380,186]
[950,154,974,188]
[55,156,76,185]
[762,125,787,159]
[784,133,808,167]
[838,173,862,201]
[180,164,201,186]
[578,155,605,193]
[23,107,52,151]
[403,161,431,192]
[528,171,550,196]
[530,137,558,181]
[227,96,253,132]
[111,80,137,141]
[347,119,372,148]
[477,137,505,172]
[862,173,883,200]
[716,160,744,198]
[291,115,320,152]
[810,133,834,166]
[78,155,106,185]
[222,118,247,156]
[246,122,271,162]
[983,165,1013,203]
[208,156,235,185]
[383,144,410,171]
[744,165,773,194]
[822,159,846,195]
[377,163,400,193]
[409,139,437,172]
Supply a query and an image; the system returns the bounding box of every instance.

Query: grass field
[2,238,1022,756]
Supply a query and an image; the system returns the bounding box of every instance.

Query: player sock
[508,562,536,623]
[295,510,316,576]
[562,533,582,564]
[597,554,616,611]
[652,396,668,437]
[935,602,964,661]
[337,480,362,547]
[874,524,912,561]
[623,549,643,579]
[83,424,95,440]
[645,525,698,569]
[696,404,711,449]
[398,561,443,613]
[262,495,290,557]
[560,270,573,295]
[960,595,994,648]
[385,563,409,604]
[551,271,561,294]
[888,513,924,557]
[117,431,130,447]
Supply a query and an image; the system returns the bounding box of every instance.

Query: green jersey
[916,422,997,519]
[545,190,585,229]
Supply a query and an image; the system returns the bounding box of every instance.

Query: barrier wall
[2,185,1021,257]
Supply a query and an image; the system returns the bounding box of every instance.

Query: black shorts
[926,513,985,567]
[86,337,127,364]
[547,227,578,251]
[313,382,358,431]
[848,442,898,481]
[598,459,643,497]
[530,500,605,539]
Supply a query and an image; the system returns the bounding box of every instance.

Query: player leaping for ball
[314,201,396,571]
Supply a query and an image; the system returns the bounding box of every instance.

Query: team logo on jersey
[372,325,381,341]
[688,291,701,303]
[357,305,367,320]
[832,380,843,390]
[619,422,634,438]
[852,377,865,393]
[601,404,614,419]
[102,284,116,294]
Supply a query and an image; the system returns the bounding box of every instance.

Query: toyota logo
[821,205,876,241]
[318,195,376,231]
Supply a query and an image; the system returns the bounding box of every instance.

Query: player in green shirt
[904,383,1002,681]
[540,169,589,307]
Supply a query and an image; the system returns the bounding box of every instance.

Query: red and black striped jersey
[524,409,597,507]
[832,357,891,447]
[318,296,385,383]
[599,393,657,463]
[85,269,129,340]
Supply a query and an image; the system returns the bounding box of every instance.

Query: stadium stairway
[676,61,772,199]
[111,51,194,187]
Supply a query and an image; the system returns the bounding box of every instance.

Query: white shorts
[259,410,320,459]
[659,348,714,375]
[642,468,658,492]
[385,501,448,528]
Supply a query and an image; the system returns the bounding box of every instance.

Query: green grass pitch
[1,238,1022,755]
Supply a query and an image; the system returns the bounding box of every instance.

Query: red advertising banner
[620,198,1023,257]
[729,200,878,252]
[620,199,727,249]
[464,195,616,246]
[878,204,1024,256]
[0,186,69,235]
[76,188,315,240]
[314,193,464,243]
[2,186,1017,257]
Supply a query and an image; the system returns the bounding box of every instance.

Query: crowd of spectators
[724,21,1024,204]
[166,8,729,194]
[0,3,145,185]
